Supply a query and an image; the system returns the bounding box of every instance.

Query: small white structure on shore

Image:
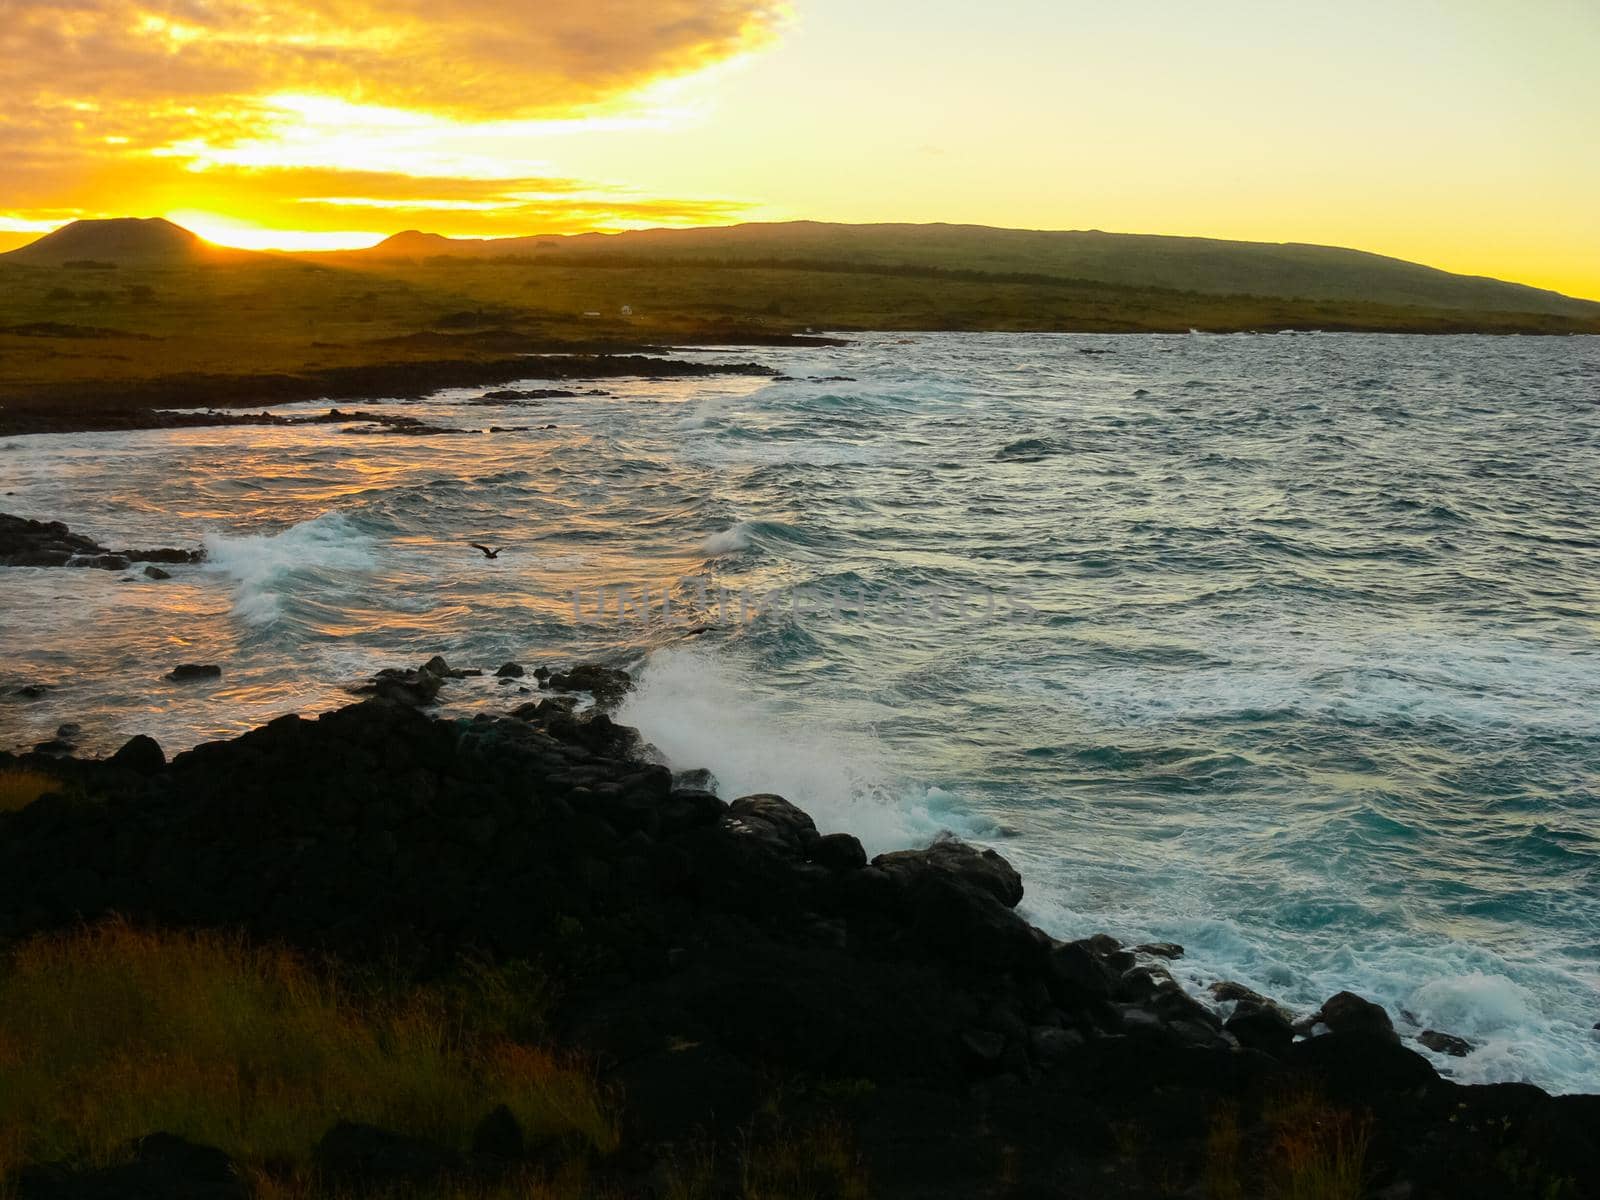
[620,305,633,317]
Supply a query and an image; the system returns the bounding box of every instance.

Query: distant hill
[353,220,1599,318]
[367,230,489,257]
[0,218,252,265]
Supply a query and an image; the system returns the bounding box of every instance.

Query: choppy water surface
[3,332,1598,1092]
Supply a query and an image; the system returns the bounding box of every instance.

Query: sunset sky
[2,0,1597,297]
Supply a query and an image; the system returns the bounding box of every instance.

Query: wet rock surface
[1,513,203,569]
[0,688,1593,1198]
[1419,1028,1476,1057]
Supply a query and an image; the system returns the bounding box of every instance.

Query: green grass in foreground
[0,923,615,1188]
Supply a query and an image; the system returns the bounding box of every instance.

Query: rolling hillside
[360,221,1600,318]
[0,217,254,265]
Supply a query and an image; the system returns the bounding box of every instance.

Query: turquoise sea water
[2,332,1597,1091]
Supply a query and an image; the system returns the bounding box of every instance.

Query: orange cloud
[3,0,786,117]
[0,0,787,242]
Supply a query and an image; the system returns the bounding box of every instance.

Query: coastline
[3,326,1595,440]
[2,660,1594,1198]
[0,340,825,438]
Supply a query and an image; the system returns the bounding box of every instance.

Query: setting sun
[163,210,386,251]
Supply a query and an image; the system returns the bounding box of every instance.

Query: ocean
[2,331,1597,1093]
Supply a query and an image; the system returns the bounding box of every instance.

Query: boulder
[165,664,221,682]
[1225,1005,1294,1056]
[867,838,1040,972]
[1310,990,1397,1042]
[546,663,632,707]
[810,831,868,872]
[1418,1029,1474,1057]
[1135,942,1184,959]
[356,663,444,706]
[1047,939,1118,1000]
[0,513,202,570]
[1209,980,1295,1021]
[672,766,719,793]
[110,733,165,774]
[726,793,818,856]
[1289,1032,1437,1097]
[873,836,1023,909]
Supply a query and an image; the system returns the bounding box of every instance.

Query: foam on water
[702,523,754,555]
[202,512,378,625]
[617,646,990,854]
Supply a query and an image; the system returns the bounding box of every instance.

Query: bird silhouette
[469,543,502,559]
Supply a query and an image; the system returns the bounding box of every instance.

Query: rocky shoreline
[1,657,1594,1198]
[0,512,203,570]
[0,350,791,437]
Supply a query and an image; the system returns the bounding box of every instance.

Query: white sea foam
[1410,971,1533,1034]
[616,645,986,854]
[202,512,377,625]
[1015,877,1600,1094]
[702,523,754,555]
[1038,619,1600,735]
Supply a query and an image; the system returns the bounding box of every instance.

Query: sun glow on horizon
[166,210,386,252]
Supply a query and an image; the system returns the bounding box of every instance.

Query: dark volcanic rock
[109,733,166,774]
[353,658,451,706]
[494,661,524,678]
[1,513,202,569]
[0,694,1594,1200]
[874,836,1024,908]
[727,792,819,855]
[1208,980,1292,1017]
[1289,1030,1437,1096]
[1419,1029,1475,1057]
[546,662,632,707]
[1225,1004,1295,1056]
[165,664,221,682]
[476,388,579,402]
[1309,990,1398,1041]
[1134,941,1184,959]
[672,766,718,792]
[810,831,868,871]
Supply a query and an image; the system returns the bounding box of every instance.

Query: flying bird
[469,543,502,559]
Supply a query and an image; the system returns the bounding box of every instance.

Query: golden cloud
[0,0,788,241]
[3,0,788,117]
